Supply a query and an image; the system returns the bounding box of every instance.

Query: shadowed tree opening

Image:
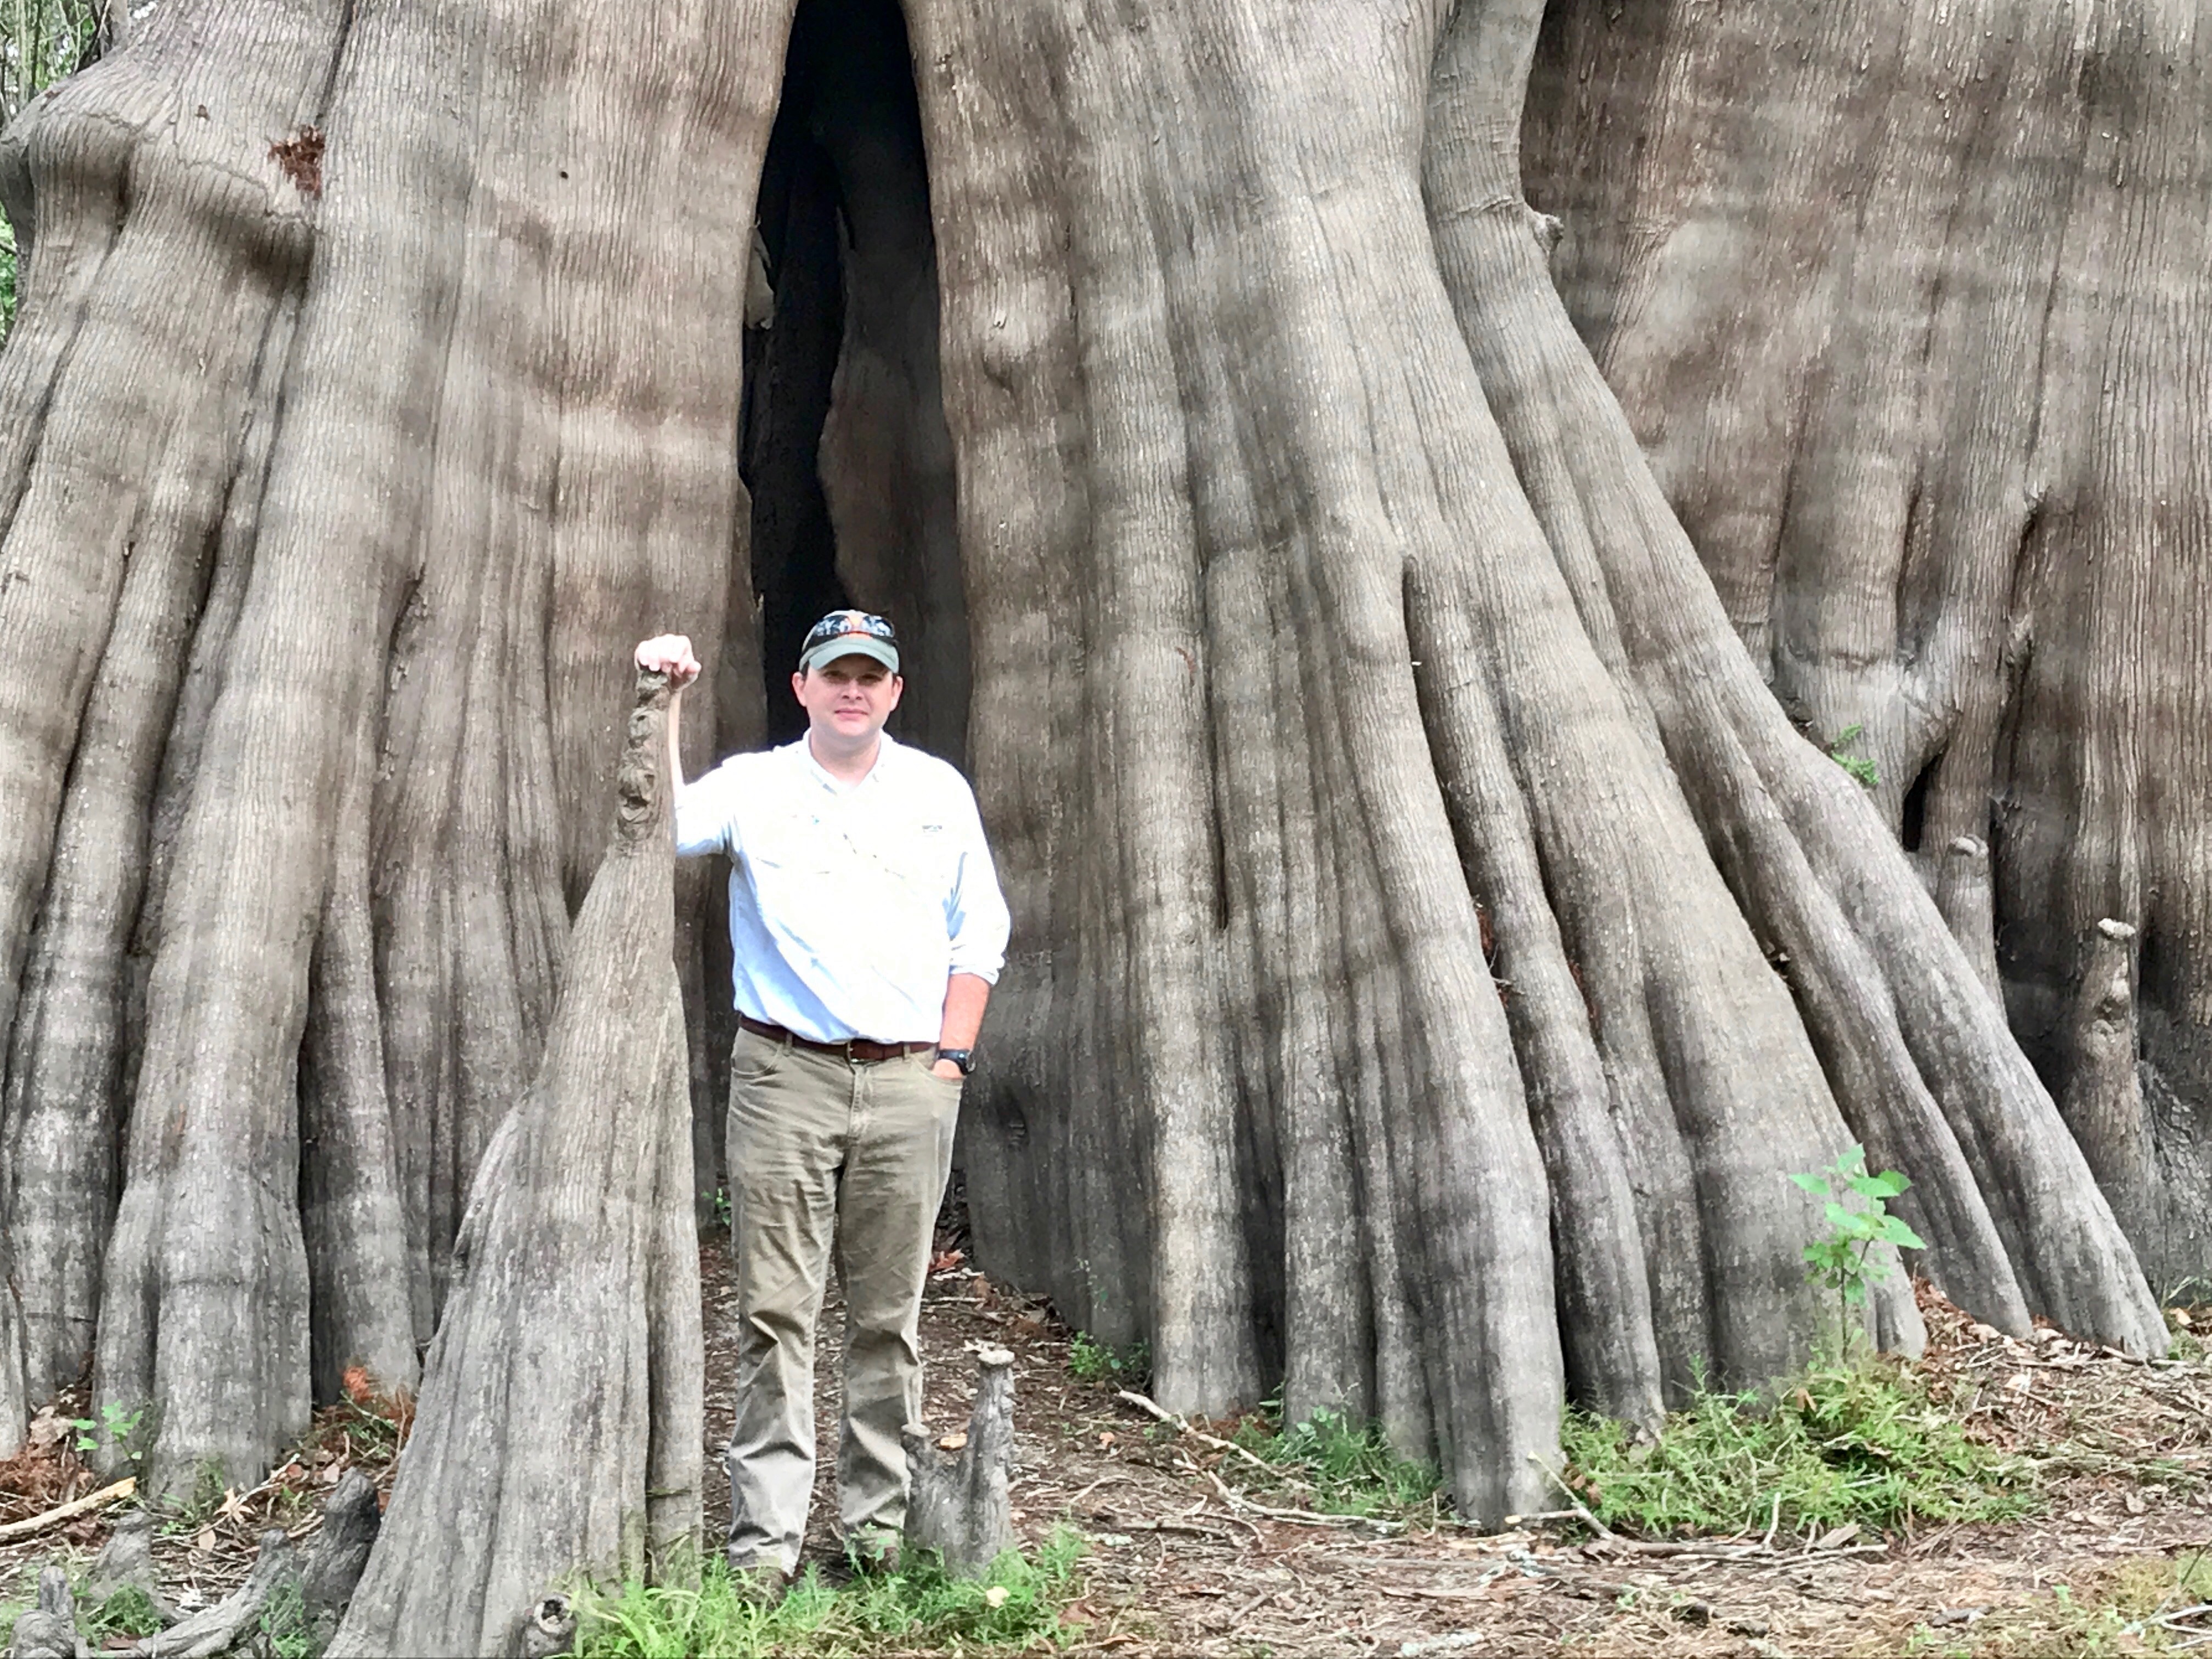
[743,0,964,760]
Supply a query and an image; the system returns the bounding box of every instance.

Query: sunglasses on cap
[802,611,899,652]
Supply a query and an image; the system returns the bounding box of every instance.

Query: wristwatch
[936,1047,975,1076]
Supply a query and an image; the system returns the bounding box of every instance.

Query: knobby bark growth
[0,0,2178,1530]
[331,671,701,1658]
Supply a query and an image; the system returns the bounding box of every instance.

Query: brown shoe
[726,1554,794,1605]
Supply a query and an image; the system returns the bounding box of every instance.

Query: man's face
[793,654,902,744]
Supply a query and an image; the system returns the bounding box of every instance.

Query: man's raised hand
[635,634,702,690]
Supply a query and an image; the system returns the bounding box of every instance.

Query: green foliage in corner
[1826,722,1881,788]
[1,216,16,344]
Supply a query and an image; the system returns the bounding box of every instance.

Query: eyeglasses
[803,611,898,651]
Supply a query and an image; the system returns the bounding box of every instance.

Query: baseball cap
[799,610,900,676]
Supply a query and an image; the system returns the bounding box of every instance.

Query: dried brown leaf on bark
[266,126,325,195]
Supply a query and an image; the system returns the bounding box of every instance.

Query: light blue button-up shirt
[673,732,1011,1045]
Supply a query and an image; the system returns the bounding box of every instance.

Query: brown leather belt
[738,1014,935,1063]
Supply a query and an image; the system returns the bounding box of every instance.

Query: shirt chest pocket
[858,816,961,899]
[743,819,839,879]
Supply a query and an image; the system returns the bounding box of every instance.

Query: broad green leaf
[1880,1218,1927,1250]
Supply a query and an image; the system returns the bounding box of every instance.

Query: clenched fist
[635,634,702,689]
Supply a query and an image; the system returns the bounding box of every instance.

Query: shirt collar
[791,729,901,793]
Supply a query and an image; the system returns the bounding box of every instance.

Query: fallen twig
[1397,1631,1485,1657]
[1203,1468,1402,1532]
[2141,1602,2212,1630]
[1503,1508,1584,1527]
[1528,1454,1616,1540]
[1063,1472,1136,1509]
[0,1476,137,1542]
[1117,1390,1312,1490]
[1081,1513,1235,1541]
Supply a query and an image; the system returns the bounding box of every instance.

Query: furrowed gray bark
[0,0,2187,1524]
[330,673,701,1659]
[0,0,345,1459]
[0,0,789,1493]
[1524,0,2212,1300]
[1429,0,2162,1358]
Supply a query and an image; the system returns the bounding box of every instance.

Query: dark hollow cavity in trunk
[743,0,966,763]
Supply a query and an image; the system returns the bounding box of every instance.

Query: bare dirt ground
[7,1210,2210,1656]
[879,1264,2212,1657]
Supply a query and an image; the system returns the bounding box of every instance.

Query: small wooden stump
[902,1346,1017,1576]
[85,1511,177,1626]
[516,1595,577,1657]
[7,1566,85,1659]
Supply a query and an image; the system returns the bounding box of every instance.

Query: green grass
[1560,1357,2034,1539]
[571,1530,1087,1658]
[1066,1333,1148,1389]
[84,1584,167,1641]
[1228,1406,1446,1521]
[255,1580,316,1659]
[2168,1315,2206,1364]
[155,1458,235,1533]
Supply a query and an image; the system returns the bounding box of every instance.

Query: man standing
[634,611,1010,1581]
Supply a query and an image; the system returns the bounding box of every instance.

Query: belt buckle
[842,1037,862,1063]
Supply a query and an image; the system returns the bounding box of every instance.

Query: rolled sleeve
[945,796,1011,983]
[673,764,738,858]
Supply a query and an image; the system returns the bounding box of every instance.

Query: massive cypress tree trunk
[1522,0,2212,1298]
[0,0,2180,1527]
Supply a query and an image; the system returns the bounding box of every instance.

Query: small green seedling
[1825,724,1880,789]
[1067,1333,1149,1388]
[1792,1145,1925,1353]
[70,1401,145,1463]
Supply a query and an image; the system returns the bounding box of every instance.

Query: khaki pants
[721,1028,961,1573]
